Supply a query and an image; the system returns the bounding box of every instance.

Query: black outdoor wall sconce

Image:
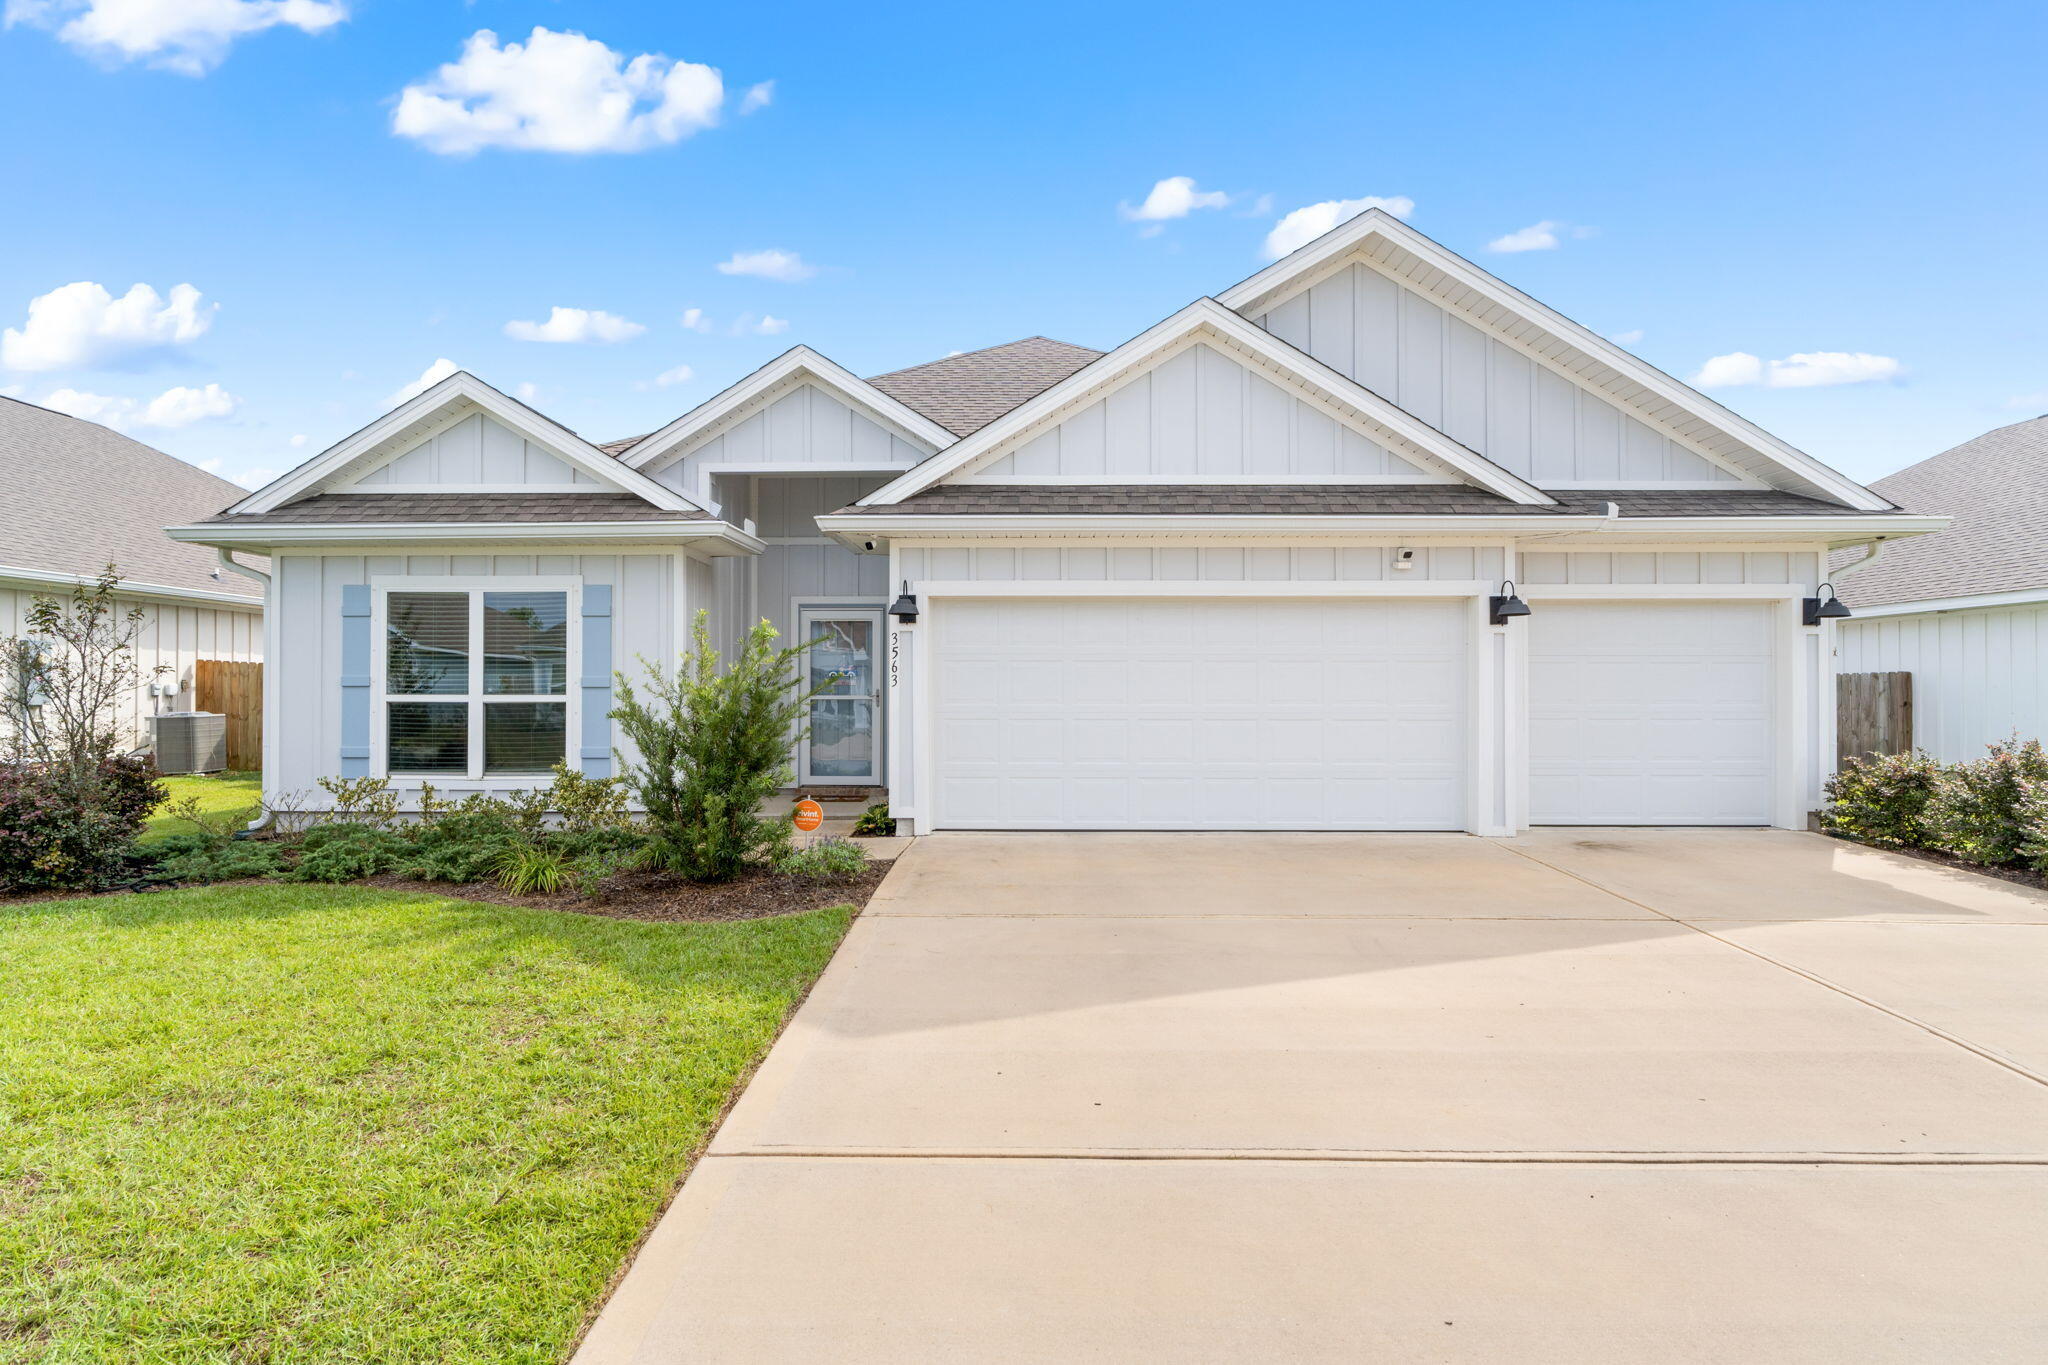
[1489,580,1532,626]
[888,581,920,624]
[1803,581,1852,626]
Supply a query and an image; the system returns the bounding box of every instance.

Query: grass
[0,883,853,1363]
[142,770,263,841]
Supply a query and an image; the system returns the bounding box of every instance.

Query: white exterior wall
[973,342,1434,480]
[1521,550,1821,589]
[347,413,600,488]
[896,544,1508,584]
[1836,602,2048,762]
[0,585,262,751]
[268,548,693,807]
[1253,263,1746,487]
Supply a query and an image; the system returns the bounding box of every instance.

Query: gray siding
[1519,550,1821,589]
[975,342,1433,480]
[350,413,599,487]
[1254,263,1744,487]
[897,544,1508,584]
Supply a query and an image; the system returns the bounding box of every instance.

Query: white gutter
[1840,585,2048,620]
[819,511,1947,544]
[1828,537,1887,583]
[166,520,766,554]
[215,548,270,589]
[0,563,263,610]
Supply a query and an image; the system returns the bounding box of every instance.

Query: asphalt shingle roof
[865,337,1104,437]
[202,493,705,526]
[1834,414,2048,608]
[831,486,1879,518]
[1,396,262,598]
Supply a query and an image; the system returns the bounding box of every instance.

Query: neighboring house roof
[1834,414,2048,609]
[831,486,1882,518]
[199,493,709,526]
[0,395,261,601]
[866,337,1105,437]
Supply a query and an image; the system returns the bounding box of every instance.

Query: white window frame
[370,576,581,783]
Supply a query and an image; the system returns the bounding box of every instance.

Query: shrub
[612,612,821,883]
[546,762,633,836]
[851,802,896,837]
[0,762,154,893]
[776,836,869,882]
[147,837,288,884]
[396,797,529,883]
[1921,738,2048,866]
[495,844,573,895]
[1822,749,1943,848]
[315,775,400,825]
[289,823,408,883]
[0,567,163,780]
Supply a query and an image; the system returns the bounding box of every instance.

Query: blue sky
[2,0,2044,493]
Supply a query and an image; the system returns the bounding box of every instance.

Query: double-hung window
[379,584,573,778]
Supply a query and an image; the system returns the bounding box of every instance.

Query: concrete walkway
[576,830,2048,1363]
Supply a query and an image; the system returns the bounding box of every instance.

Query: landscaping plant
[1920,737,2048,866]
[776,835,870,882]
[1821,749,1944,848]
[612,612,822,882]
[851,802,896,837]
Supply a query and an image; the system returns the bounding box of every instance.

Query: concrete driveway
[577,830,2048,1363]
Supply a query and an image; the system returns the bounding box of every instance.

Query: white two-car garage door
[930,597,1468,830]
[1528,600,1777,825]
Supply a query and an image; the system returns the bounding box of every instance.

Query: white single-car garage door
[930,596,1468,830]
[1528,600,1776,825]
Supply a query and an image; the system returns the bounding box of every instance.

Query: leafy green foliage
[146,836,289,884]
[611,611,821,883]
[0,756,166,894]
[1822,749,1943,848]
[1921,738,2048,866]
[545,761,632,835]
[288,823,409,883]
[776,835,870,881]
[315,775,400,824]
[851,802,896,837]
[495,844,573,896]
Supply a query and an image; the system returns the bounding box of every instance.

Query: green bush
[396,799,529,883]
[1822,749,1943,848]
[612,611,820,883]
[1921,738,2048,866]
[546,762,633,835]
[0,758,165,894]
[495,844,573,895]
[776,836,869,882]
[851,802,896,837]
[148,837,289,884]
[289,823,409,883]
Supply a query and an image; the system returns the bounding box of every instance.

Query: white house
[4,396,263,749]
[1835,414,2048,761]
[168,210,1937,832]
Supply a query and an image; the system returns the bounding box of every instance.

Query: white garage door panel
[1529,601,1775,825]
[933,597,1467,830]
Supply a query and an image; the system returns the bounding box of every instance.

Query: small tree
[611,612,820,882]
[0,566,163,781]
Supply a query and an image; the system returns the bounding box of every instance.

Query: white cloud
[2,281,214,372]
[503,306,645,343]
[651,363,693,388]
[512,382,539,403]
[1119,176,1231,224]
[392,26,723,155]
[1487,220,1561,253]
[1691,349,1904,390]
[716,248,814,282]
[288,432,308,447]
[728,313,787,336]
[1610,328,1645,345]
[194,456,223,472]
[1262,195,1414,260]
[4,0,346,75]
[679,307,712,333]
[233,466,277,490]
[388,357,459,405]
[738,79,773,114]
[2006,392,2048,411]
[35,381,238,430]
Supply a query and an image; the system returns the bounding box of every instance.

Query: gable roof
[227,371,699,517]
[1218,208,1891,511]
[836,486,1879,518]
[861,298,1555,507]
[612,346,956,473]
[1835,414,2048,609]
[867,336,1105,437]
[0,395,260,602]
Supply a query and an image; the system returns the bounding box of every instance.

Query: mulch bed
[364,860,893,923]
[1832,834,2048,893]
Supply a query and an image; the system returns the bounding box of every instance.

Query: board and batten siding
[269,550,681,806]
[646,383,928,501]
[897,544,1508,584]
[1252,263,1746,487]
[1837,602,2048,763]
[972,342,1434,480]
[0,585,261,750]
[347,412,601,488]
[1519,550,1821,589]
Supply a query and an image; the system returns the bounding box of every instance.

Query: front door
[798,606,884,785]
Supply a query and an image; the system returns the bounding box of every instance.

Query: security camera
[863,539,878,553]
[1393,548,1417,571]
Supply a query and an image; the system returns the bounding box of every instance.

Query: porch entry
[798,605,884,785]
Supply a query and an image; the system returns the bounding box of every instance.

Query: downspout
[1827,537,1887,583]
[215,549,278,834]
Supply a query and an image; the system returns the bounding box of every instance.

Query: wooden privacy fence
[1837,670,1912,767]
[193,659,262,771]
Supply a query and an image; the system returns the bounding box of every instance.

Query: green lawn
[0,884,852,1363]
[142,770,264,841]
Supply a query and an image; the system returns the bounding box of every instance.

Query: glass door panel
[799,609,882,782]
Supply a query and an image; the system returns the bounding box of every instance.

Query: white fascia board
[618,346,954,472]
[1215,209,1891,513]
[1843,585,2048,619]
[166,520,765,555]
[231,372,702,516]
[0,564,263,610]
[860,299,1553,508]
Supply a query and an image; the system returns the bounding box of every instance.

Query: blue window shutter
[578,584,613,776]
[339,584,371,777]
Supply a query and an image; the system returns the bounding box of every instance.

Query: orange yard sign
[792,799,825,833]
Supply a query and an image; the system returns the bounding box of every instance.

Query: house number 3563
[889,631,901,688]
